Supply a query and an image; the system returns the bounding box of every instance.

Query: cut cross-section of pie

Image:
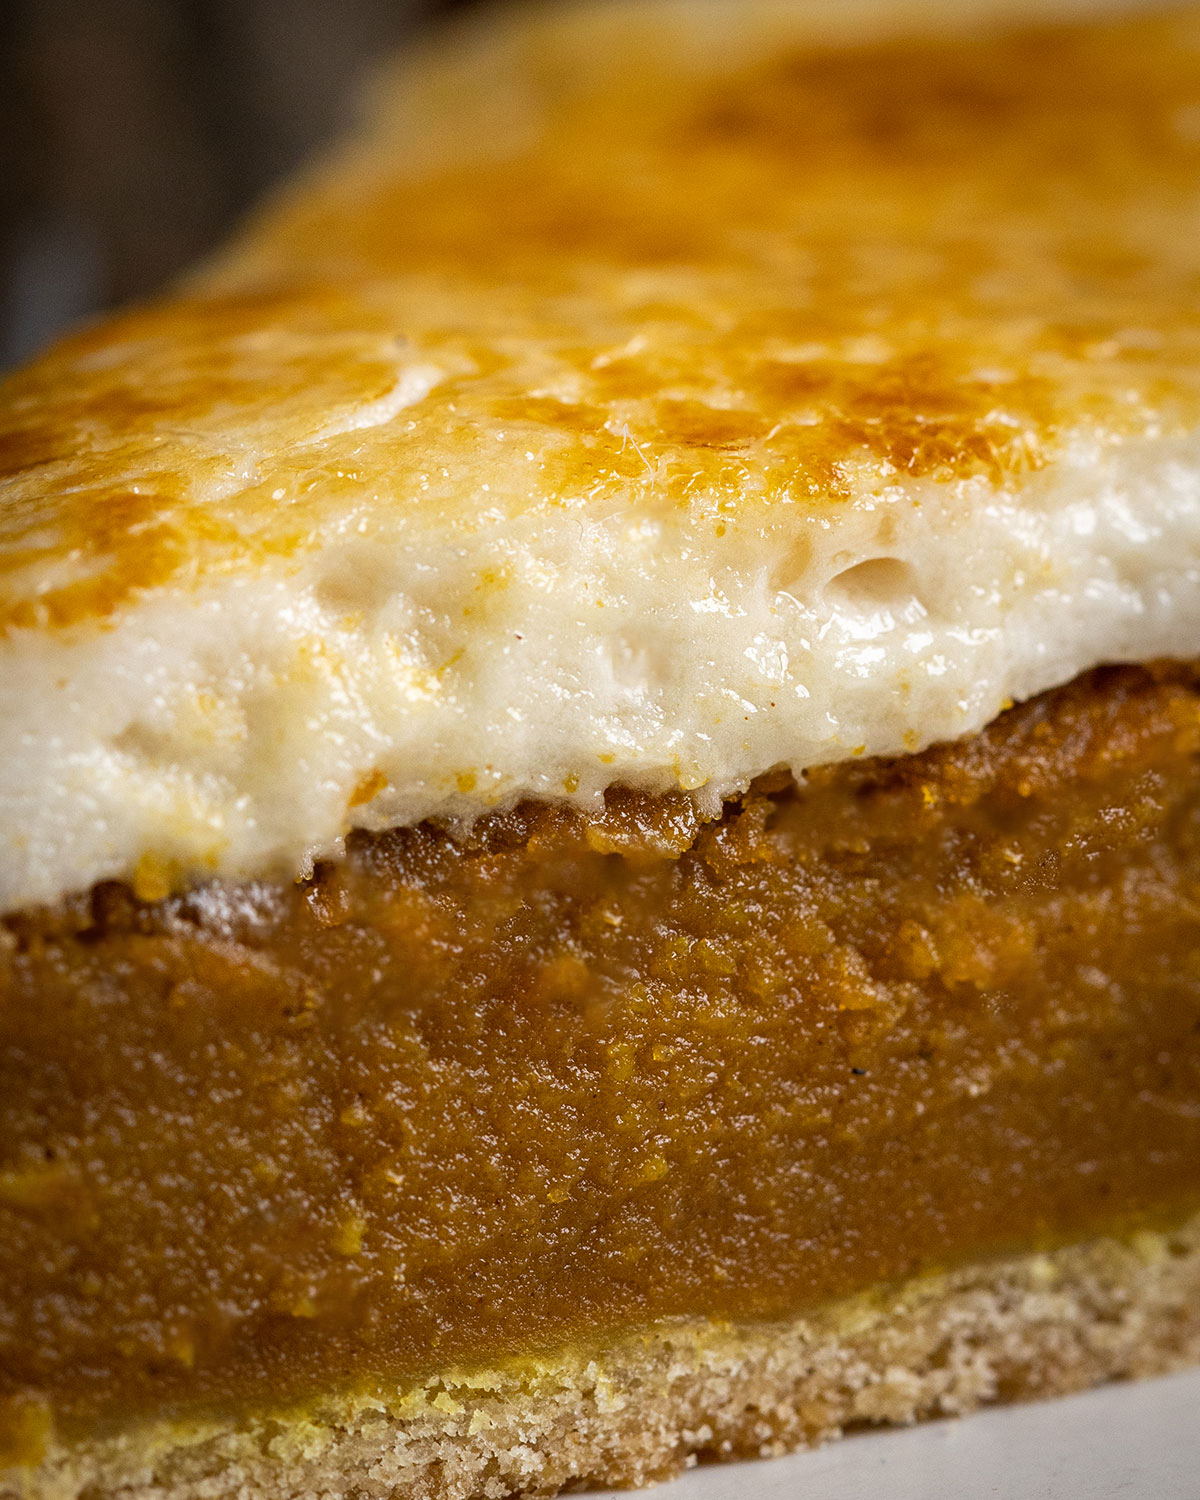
[3,2,1200,1498]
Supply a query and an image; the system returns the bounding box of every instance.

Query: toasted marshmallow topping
[2,0,1200,910]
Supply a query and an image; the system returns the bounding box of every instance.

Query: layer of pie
[12,1219,1200,1500]
[3,661,1200,1474]
[2,2,1200,908]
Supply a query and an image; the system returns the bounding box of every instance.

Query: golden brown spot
[488,396,609,434]
[653,401,768,449]
[0,290,404,630]
[747,352,1055,481]
[349,769,389,808]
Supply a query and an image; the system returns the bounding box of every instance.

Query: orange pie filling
[3,662,1200,1459]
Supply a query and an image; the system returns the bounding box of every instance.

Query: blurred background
[0,0,477,368]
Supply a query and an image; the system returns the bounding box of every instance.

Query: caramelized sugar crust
[2,8,1200,627]
[2,663,1200,1442]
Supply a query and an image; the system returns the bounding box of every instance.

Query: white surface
[7,423,1200,913]
[592,1368,1200,1498]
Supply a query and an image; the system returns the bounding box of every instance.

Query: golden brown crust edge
[8,1213,1200,1500]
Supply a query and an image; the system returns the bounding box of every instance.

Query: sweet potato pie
[2,2,1200,1497]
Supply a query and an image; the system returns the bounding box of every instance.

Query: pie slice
[3,2,1200,1498]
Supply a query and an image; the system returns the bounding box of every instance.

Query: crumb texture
[8,1217,1200,1500]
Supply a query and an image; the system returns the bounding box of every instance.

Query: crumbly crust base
[10,1213,1200,1500]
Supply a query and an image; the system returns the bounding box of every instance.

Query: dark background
[0,0,475,367]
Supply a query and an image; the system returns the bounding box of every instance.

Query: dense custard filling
[3,663,1200,1452]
